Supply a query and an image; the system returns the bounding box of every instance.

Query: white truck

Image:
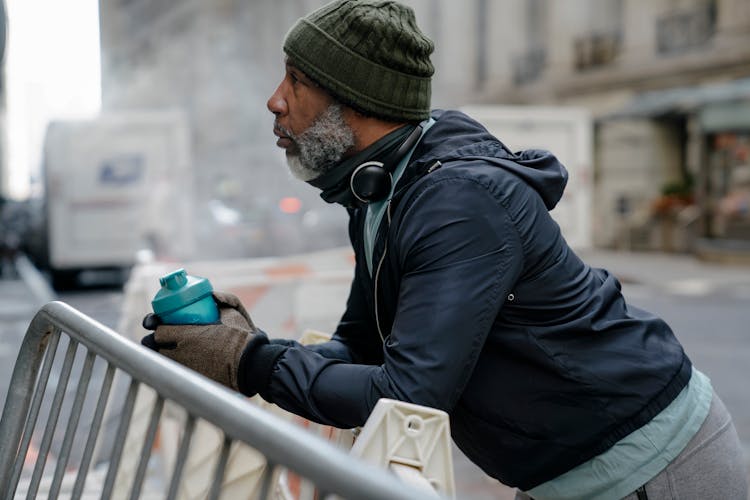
[30,111,195,289]
[461,106,593,249]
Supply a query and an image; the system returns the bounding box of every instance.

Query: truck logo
[98,155,145,185]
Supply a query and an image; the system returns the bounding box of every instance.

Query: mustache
[274,121,295,139]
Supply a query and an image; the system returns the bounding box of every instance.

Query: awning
[603,77,750,120]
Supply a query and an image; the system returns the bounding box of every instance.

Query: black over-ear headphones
[349,124,424,204]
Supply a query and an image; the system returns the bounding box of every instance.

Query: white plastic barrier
[114,248,355,498]
[352,400,455,498]
[111,247,454,498]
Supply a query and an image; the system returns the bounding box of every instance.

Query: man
[143,1,748,498]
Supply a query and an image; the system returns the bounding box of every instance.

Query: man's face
[267,62,355,181]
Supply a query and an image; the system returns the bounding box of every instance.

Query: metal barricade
[0,301,437,499]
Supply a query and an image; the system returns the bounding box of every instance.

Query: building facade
[0,0,7,198]
[441,0,750,255]
[98,0,750,255]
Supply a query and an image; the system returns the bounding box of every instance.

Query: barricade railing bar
[0,301,438,500]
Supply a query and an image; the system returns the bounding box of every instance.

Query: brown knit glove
[141,291,257,391]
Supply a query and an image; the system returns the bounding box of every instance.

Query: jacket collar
[307,125,415,208]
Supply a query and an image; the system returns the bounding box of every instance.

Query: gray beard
[284,104,356,181]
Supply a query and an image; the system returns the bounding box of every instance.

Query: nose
[267,83,287,116]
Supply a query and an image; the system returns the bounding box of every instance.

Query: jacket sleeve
[239,175,524,428]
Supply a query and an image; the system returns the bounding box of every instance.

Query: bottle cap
[151,268,214,316]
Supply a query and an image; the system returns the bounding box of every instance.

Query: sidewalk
[578,248,750,298]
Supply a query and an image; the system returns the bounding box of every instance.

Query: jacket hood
[408,109,569,210]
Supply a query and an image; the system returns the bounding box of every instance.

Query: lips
[273,126,293,149]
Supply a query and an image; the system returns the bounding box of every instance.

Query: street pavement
[0,254,55,411]
[1,248,749,499]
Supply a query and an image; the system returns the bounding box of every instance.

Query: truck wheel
[51,269,79,291]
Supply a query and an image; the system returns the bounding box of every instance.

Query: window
[573,0,623,71]
[512,0,548,85]
[656,0,717,55]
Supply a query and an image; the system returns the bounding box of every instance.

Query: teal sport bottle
[151,268,220,325]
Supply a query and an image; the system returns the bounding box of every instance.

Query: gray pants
[516,393,748,500]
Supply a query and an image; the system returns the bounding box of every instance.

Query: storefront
[600,78,750,257]
[700,101,750,242]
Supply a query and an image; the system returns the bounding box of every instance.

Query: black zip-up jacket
[240,110,692,490]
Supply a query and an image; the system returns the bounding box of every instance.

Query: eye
[289,71,300,85]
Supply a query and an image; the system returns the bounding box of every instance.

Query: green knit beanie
[283,0,434,122]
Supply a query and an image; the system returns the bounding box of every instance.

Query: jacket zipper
[372,161,442,344]
[373,201,392,343]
